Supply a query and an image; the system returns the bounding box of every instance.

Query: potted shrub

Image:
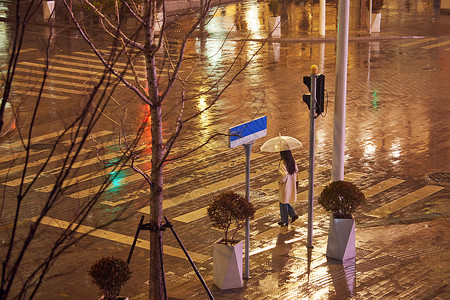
[366,0,384,32]
[88,256,132,300]
[268,0,281,37]
[207,191,255,289]
[318,181,365,261]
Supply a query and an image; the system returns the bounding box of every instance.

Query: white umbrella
[260,134,303,152]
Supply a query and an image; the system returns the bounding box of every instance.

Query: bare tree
[61,0,266,298]
[0,0,146,298]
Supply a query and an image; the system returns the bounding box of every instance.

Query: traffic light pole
[244,143,252,279]
[307,66,318,249]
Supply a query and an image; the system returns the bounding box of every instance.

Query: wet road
[1,0,449,298]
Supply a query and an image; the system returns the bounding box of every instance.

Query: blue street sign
[228,116,267,148]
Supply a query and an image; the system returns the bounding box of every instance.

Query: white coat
[278,160,298,204]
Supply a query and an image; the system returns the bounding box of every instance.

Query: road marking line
[1,130,114,178]
[261,165,331,190]
[14,90,69,100]
[52,55,146,71]
[138,163,279,215]
[362,178,404,198]
[365,185,444,218]
[421,40,450,49]
[398,38,436,47]
[34,166,117,193]
[9,81,89,95]
[170,171,363,224]
[18,62,136,81]
[14,67,96,82]
[19,48,39,53]
[32,216,209,263]
[7,74,95,89]
[174,207,208,223]
[76,151,261,201]
[297,171,366,201]
[0,128,82,151]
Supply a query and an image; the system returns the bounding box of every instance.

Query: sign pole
[244,143,252,279]
[228,116,267,280]
[307,65,318,249]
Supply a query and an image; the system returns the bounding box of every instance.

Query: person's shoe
[291,215,299,223]
[278,221,288,227]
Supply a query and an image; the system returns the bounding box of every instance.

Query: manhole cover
[427,172,450,183]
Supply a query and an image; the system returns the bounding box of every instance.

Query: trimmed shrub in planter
[88,256,132,300]
[268,0,280,17]
[318,181,365,261]
[318,180,365,219]
[207,191,255,245]
[208,191,255,289]
[366,0,384,13]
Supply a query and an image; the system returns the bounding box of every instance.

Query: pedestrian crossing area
[4,48,150,102]
[395,37,450,51]
[1,43,447,264]
[1,124,445,263]
[5,36,449,102]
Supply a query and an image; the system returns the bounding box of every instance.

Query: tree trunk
[149,102,164,299]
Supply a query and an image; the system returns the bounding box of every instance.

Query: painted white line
[365,185,444,218]
[398,37,437,47]
[32,216,209,263]
[421,40,450,49]
[1,131,115,179]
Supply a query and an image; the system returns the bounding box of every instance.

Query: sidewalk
[195,218,449,299]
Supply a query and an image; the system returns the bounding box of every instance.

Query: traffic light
[302,74,325,116]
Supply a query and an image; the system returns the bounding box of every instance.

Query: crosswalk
[396,37,450,50]
[4,48,150,102]
[2,47,447,264]
[2,124,445,262]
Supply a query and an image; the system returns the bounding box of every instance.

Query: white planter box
[268,16,281,37]
[371,13,381,33]
[213,239,243,290]
[326,216,355,261]
[43,1,55,21]
[154,12,163,33]
[441,0,450,12]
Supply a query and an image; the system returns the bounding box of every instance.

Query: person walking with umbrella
[261,135,302,226]
[277,150,299,226]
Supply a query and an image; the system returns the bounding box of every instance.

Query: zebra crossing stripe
[53,54,146,71]
[365,185,444,218]
[35,166,117,193]
[14,90,69,100]
[8,74,94,89]
[362,178,404,198]
[398,38,437,47]
[137,162,277,214]
[1,129,74,150]
[173,207,208,223]
[31,216,209,263]
[17,62,136,81]
[14,67,96,82]
[105,153,267,207]
[171,171,365,224]
[11,81,89,95]
[421,40,450,49]
[19,48,38,53]
[261,165,331,190]
[0,130,114,178]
